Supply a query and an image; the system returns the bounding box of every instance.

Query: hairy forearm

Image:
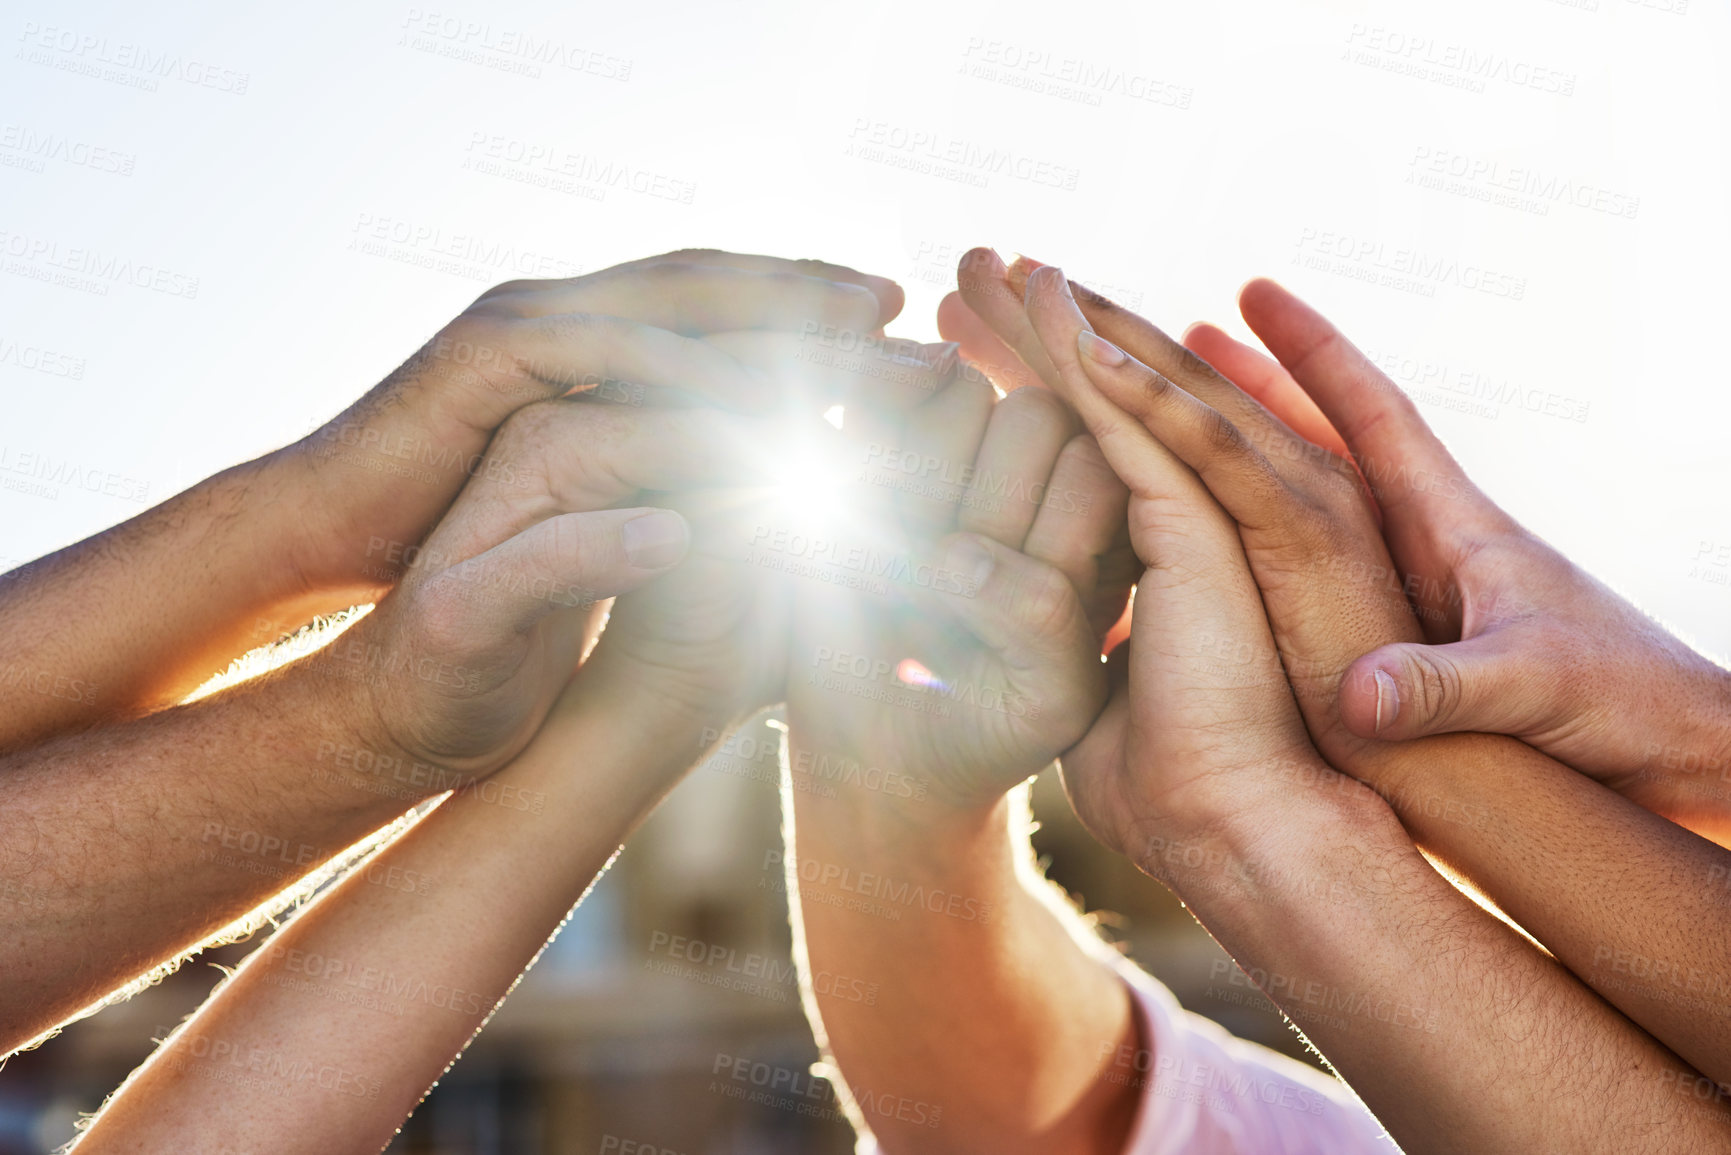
[0,450,367,753]
[1352,731,1731,1094]
[786,743,1138,1155]
[74,672,697,1153]
[1159,773,1730,1154]
[0,650,431,1055]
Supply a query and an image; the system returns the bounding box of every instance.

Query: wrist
[1131,754,1405,913]
[786,726,1013,863]
[264,641,453,821]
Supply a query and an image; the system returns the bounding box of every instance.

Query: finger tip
[958,246,1005,276]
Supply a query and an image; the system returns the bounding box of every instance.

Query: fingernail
[944,536,996,597]
[1373,668,1400,733]
[623,511,689,570]
[1078,330,1127,366]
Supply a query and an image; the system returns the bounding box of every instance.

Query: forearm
[1630,661,1731,845]
[0,650,430,1054]
[0,449,365,752]
[1353,731,1731,1092]
[74,672,696,1153]
[1162,771,1729,1154]
[786,741,1138,1155]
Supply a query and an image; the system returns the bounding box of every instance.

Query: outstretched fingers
[1020,266,1292,535]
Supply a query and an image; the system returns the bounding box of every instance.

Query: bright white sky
[3,0,1727,658]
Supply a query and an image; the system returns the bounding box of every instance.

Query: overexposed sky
[3,0,1727,656]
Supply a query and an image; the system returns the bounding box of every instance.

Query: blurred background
[2,0,1726,1150]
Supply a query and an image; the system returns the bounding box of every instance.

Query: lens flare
[896,658,949,693]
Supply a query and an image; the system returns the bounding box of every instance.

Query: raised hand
[324,397,779,782]
[1183,285,1731,837]
[987,250,1731,1102]
[289,250,900,605]
[782,372,1131,810]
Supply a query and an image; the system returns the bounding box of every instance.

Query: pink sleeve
[852,962,1400,1155]
[1110,960,1401,1155]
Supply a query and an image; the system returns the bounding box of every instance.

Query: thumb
[1340,629,1549,742]
[431,507,689,640]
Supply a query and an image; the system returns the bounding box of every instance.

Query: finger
[439,310,781,427]
[1340,630,1550,743]
[892,374,997,540]
[430,507,689,640]
[1022,266,1289,531]
[424,401,780,566]
[923,535,1102,712]
[956,386,1078,549]
[477,265,884,340]
[1236,278,1505,530]
[1182,323,1350,459]
[955,248,1064,389]
[602,249,905,327]
[1007,258,1291,448]
[937,291,1043,394]
[706,330,959,412]
[1022,435,1132,630]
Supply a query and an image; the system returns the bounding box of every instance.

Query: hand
[782,373,1131,811]
[314,397,780,780]
[1180,288,1731,832]
[279,250,901,608]
[943,262,1385,859]
[963,255,1410,790]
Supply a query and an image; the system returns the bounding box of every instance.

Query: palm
[785,585,1084,807]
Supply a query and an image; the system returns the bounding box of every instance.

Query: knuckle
[1199,404,1249,458]
[1010,563,1078,638]
[478,277,545,303]
[1408,651,1463,727]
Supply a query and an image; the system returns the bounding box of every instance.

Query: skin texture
[69,341,972,1153]
[0,399,743,1057]
[946,247,1731,1152]
[0,250,900,754]
[783,369,1144,1154]
[1180,297,1731,845]
[1015,260,1731,1093]
[0,252,908,1059]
